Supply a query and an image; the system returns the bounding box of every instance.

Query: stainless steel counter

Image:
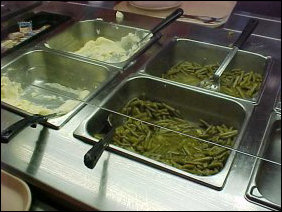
[1,2,281,211]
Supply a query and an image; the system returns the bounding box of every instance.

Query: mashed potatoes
[74,33,142,63]
[1,76,53,115]
[1,76,89,116]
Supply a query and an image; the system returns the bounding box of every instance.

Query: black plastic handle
[84,127,114,169]
[150,8,184,35]
[1,115,47,143]
[233,18,258,48]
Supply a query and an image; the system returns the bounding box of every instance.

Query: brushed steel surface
[1,49,118,129]
[1,1,281,211]
[246,112,281,210]
[142,38,271,104]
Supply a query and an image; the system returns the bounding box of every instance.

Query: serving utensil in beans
[199,18,259,92]
[84,114,122,169]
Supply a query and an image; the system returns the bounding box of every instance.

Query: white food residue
[116,11,124,23]
[1,76,52,115]
[1,76,90,116]
[42,95,57,100]
[55,99,80,114]
[44,83,89,100]
[1,76,23,99]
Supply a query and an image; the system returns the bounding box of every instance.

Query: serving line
[0,88,275,211]
[0,109,265,211]
[1,2,281,211]
[4,79,280,166]
[1,60,280,209]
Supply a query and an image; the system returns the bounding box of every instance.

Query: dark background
[235,1,281,17]
[70,1,282,18]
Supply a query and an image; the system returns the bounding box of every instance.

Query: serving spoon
[84,114,122,169]
[199,18,259,92]
[1,112,60,143]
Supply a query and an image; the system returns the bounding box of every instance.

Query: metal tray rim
[73,74,254,190]
[174,38,269,59]
[141,37,272,105]
[245,111,281,210]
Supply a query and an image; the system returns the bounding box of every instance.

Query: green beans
[109,98,238,176]
[162,61,263,100]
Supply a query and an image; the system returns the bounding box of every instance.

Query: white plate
[129,1,182,11]
[1,170,32,211]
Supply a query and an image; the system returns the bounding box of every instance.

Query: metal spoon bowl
[199,19,258,92]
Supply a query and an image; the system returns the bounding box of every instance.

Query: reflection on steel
[246,112,281,210]
[1,1,281,211]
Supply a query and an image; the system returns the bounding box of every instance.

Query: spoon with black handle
[137,8,184,45]
[84,115,116,169]
[199,18,259,91]
[1,113,58,143]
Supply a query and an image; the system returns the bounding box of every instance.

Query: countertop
[1,1,281,211]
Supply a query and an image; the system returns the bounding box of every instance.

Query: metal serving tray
[74,75,253,190]
[140,38,271,104]
[1,12,71,57]
[1,49,118,129]
[246,112,281,210]
[44,19,161,69]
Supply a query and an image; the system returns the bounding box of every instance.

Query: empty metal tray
[246,112,281,210]
[140,38,271,104]
[44,19,161,69]
[1,49,118,129]
[74,75,253,189]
